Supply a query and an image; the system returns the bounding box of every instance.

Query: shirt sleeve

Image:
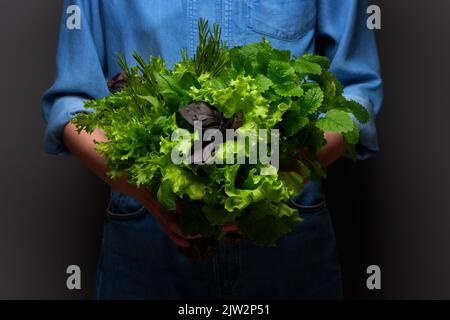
[41,0,109,155]
[317,0,383,159]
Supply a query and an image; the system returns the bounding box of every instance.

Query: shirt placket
[223,0,233,47]
[187,0,198,58]
[188,0,233,58]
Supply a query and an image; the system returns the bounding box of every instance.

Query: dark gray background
[0,0,449,299]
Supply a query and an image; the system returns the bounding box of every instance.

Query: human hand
[63,123,199,248]
[316,132,346,167]
[279,132,346,185]
[132,187,201,248]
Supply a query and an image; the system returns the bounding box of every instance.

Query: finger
[161,213,184,235]
[175,200,186,214]
[183,233,203,239]
[167,231,191,248]
[147,204,202,239]
[150,206,177,230]
[160,224,190,248]
[165,221,203,240]
[161,212,203,239]
[222,223,241,233]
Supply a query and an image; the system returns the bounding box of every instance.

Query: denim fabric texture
[95,189,342,299]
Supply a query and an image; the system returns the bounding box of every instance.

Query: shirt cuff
[43,95,94,155]
[343,94,380,160]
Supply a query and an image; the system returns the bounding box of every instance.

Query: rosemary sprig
[193,18,229,77]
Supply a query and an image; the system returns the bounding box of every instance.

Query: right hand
[130,185,200,248]
[113,178,243,246]
[64,124,240,248]
[63,123,199,248]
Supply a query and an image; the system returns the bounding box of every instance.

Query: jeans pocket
[288,195,327,211]
[247,0,317,41]
[106,190,146,221]
[288,199,328,224]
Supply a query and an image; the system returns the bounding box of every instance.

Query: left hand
[222,223,240,233]
[176,200,241,235]
[316,132,347,167]
[280,132,347,173]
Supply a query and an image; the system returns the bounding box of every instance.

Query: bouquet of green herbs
[73,20,368,257]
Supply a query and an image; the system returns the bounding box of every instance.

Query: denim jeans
[94,182,342,300]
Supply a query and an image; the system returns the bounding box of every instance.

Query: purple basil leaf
[107,72,127,90]
[229,111,244,129]
[179,102,223,129]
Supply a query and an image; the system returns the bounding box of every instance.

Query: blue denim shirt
[42,0,382,160]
